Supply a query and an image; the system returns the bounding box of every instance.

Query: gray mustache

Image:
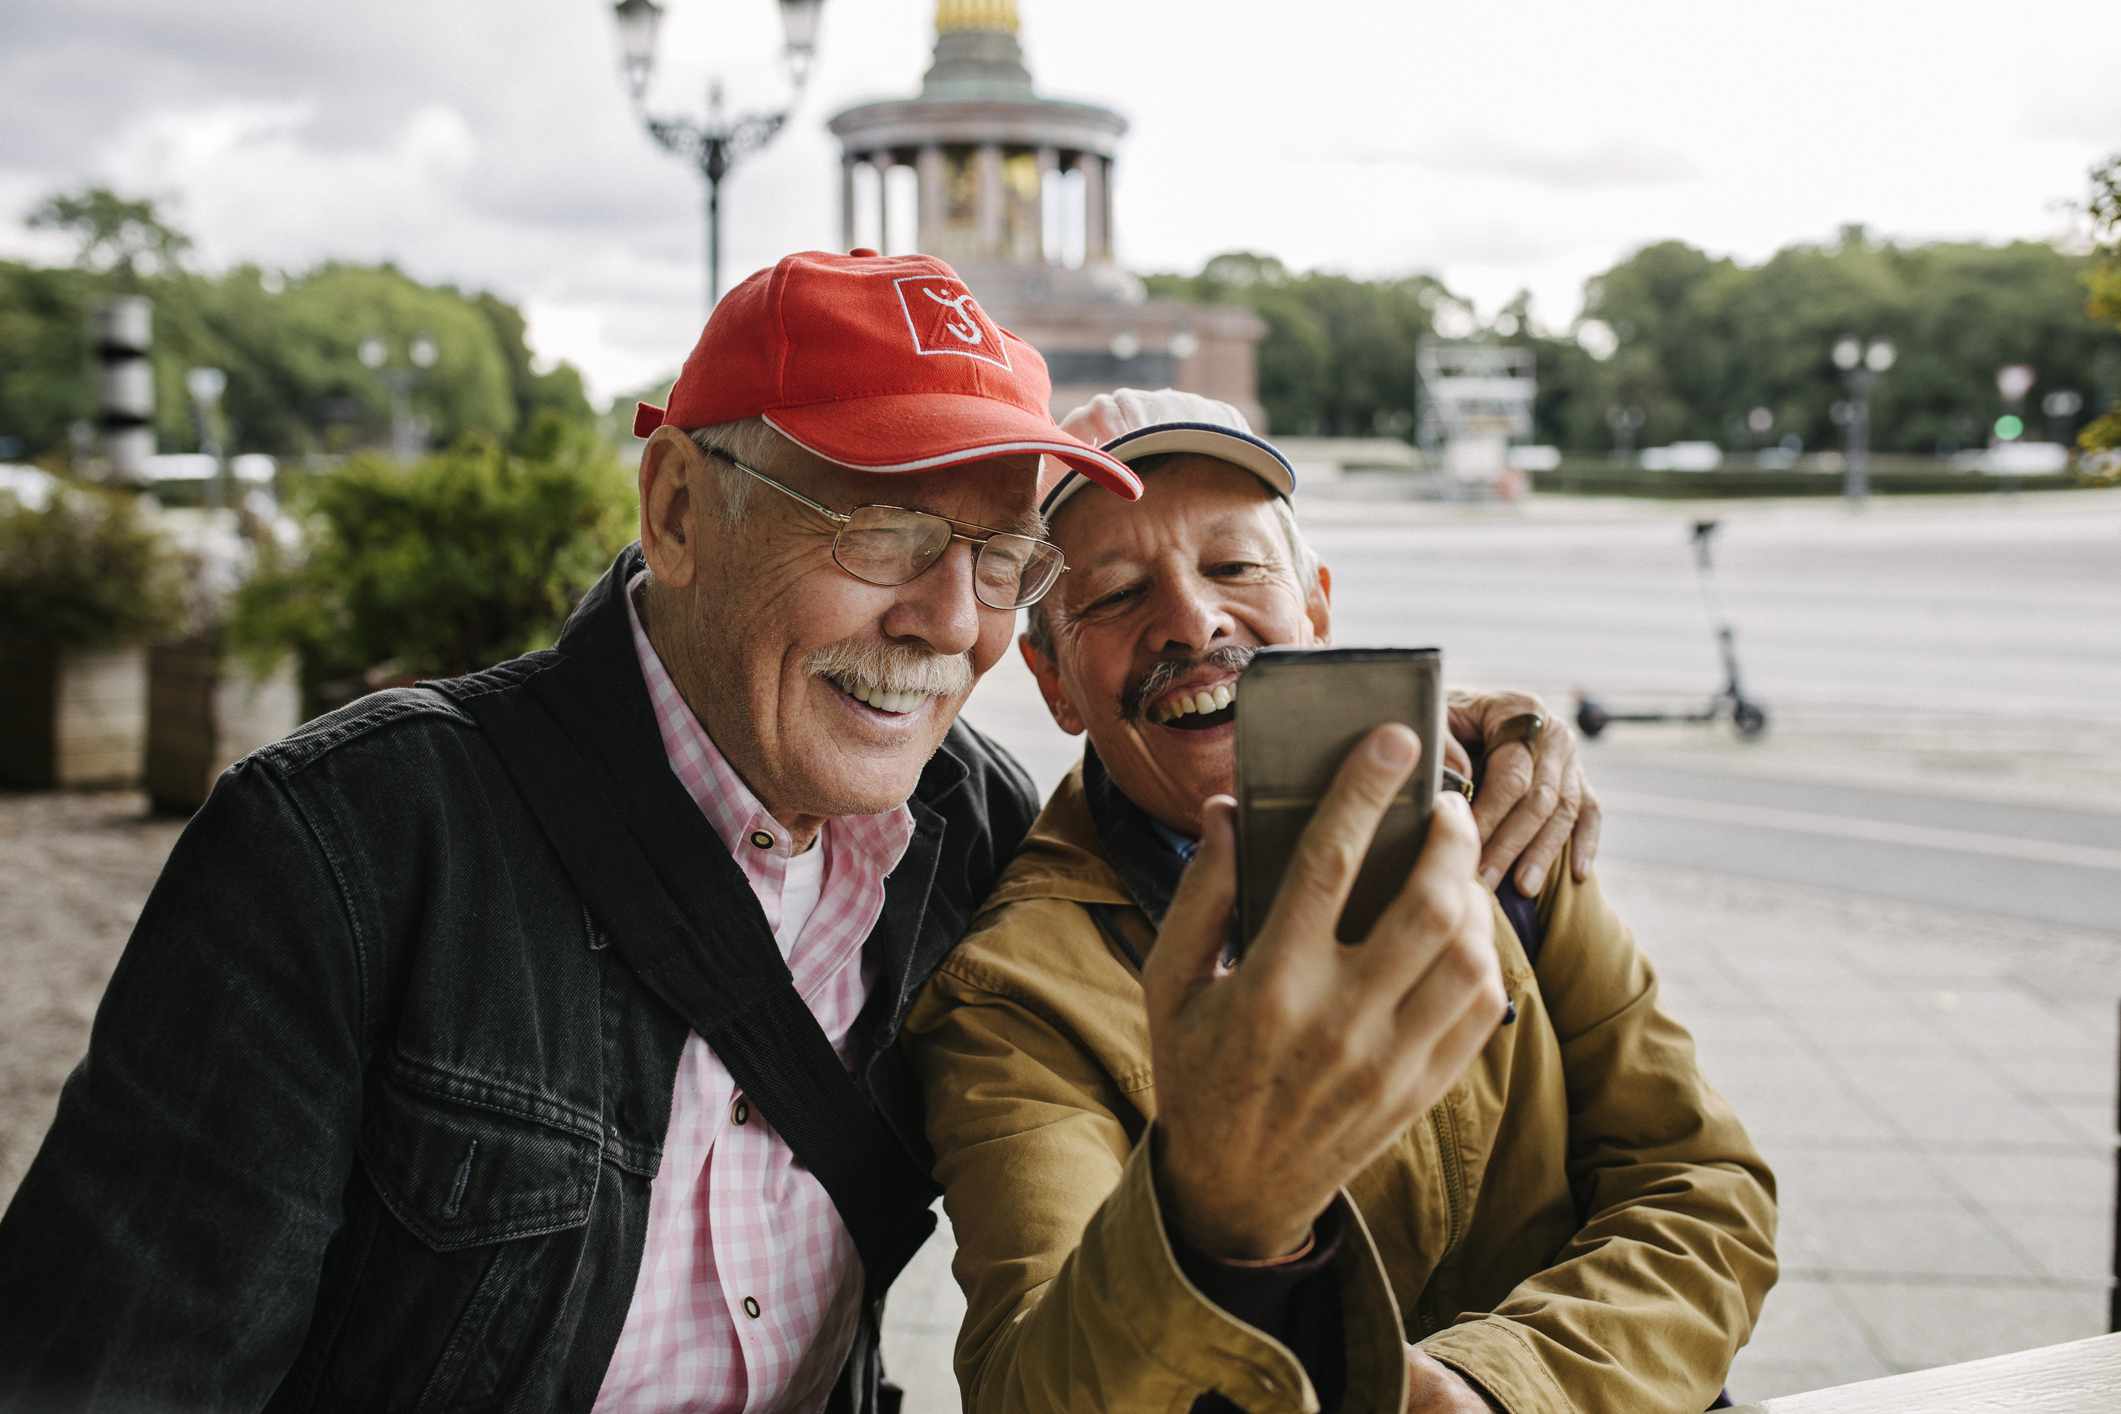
[1121,645,1256,721]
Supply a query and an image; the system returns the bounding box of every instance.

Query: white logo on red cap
[893,276,1011,371]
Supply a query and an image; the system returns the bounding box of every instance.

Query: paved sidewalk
[3,791,2115,1408]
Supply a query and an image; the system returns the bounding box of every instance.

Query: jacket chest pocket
[324,1072,603,1411]
[362,1072,600,1249]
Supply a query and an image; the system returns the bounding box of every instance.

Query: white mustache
[804,638,973,699]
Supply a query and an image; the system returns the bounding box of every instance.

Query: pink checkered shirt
[594,575,915,1414]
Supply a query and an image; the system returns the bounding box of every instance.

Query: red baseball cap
[634,250,1142,500]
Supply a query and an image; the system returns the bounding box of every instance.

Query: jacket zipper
[1416,1098,1469,1337]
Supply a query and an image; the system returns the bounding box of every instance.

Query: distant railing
[1530,460,2087,498]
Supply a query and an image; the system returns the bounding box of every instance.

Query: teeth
[1153,682,1236,724]
[846,681,924,715]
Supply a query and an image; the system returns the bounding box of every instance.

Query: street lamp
[613,0,827,309]
[1831,334,1895,503]
[360,334,438,462]
[184,366,229,511]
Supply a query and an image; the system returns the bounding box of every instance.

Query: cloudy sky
[3,0,2114,403]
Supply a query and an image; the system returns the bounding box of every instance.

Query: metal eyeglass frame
[699,444,1069,611]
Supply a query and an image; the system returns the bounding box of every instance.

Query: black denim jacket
[0,544,1038,1413]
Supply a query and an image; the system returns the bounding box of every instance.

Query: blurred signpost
[1415,339,1536,498]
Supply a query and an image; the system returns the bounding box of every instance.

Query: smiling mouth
[827,676,929,717]
[1150,682,1236,732]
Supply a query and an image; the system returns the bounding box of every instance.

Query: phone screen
[1233,647,1444,954]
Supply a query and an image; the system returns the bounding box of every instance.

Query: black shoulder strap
[453,676,936,1297]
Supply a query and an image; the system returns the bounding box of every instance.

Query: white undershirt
[775,832,827,960]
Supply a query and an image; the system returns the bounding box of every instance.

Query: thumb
[1143,795,1237,1019]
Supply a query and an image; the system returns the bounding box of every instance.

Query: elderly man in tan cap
[904,389,1776,1414]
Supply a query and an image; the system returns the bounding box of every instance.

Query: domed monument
[829,0,1264,423]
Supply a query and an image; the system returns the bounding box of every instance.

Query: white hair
[686,415,782,525]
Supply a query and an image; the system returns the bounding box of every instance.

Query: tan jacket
[902,764,1778,1413]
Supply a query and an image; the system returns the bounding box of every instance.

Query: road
[963,488,2121,936]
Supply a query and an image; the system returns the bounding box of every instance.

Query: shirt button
[743,1296,762,1319]
[732,1098,749,1126]
[749,830,774,850]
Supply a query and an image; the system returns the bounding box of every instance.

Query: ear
[1306,562,1334,644]
[639,426,709,588]
[1019,634,1086,736]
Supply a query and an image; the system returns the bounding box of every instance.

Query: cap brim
[1041,421,1296,517]
[765,395,1142,501]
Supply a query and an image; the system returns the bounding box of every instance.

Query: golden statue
[935,0,1020,36]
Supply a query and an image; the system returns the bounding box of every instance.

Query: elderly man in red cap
[0,257,1589,1414]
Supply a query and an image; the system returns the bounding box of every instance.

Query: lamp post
[1831,335,1895,504]
[360,334,438,462]
[183,366,228,512]
[612,0,826,310]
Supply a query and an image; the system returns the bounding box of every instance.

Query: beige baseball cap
[1037,387,1297,518]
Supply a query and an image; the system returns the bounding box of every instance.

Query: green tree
[25,187,192,285]
[0,261,99,462]
[2082,154,2121,457]
[230,428,635,697]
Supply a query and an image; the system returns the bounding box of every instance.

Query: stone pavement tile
[2040,1097,2119,1146]
[1927,994,2110,1053]
[1830,1278,2108,1371]
[1726,1357,1890,1404]
[1990,1209,2117,1282]
[1932,1147,2116,1213]
[1986,1050,2118,1101]
[1782,1009,1957,1056]
[1780,1200,2041,1280]
[1842,943,2014,981]
[1761,1142,1960,1208]
[1737,1274,1887,1380]
[1874,1093,2087,1147]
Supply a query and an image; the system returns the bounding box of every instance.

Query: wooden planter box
[0,642,149,788]
[145,634,301,815]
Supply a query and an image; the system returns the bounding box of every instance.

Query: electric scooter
[1573,518,1769,742]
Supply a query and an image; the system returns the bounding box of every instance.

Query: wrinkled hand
[1447,689,1602,894]
[1404,1348,1496,1412]
[1143,725,1505,1261]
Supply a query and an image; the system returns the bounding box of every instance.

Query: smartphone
[1234,647,1444,954]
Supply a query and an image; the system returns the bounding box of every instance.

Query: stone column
[873,153,893,254]
[916,144,946,252]
[976,143,1004,256]
[1034,146,1059,263]
[1082,153,1110,264]
[839,152,858,250]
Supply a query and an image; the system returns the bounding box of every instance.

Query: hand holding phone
[1234,648,1444,953]
[1142,714,1504,1263]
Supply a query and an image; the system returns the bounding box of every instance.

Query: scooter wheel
[1733,700,1769,740]
[1575,696,1609,740]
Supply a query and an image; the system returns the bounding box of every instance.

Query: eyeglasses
[701,446,1069,611]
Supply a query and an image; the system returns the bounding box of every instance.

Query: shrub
[229,432,635,697]
[0,486,186,649]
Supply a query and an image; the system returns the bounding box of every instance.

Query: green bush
[229,431,635,698]
[0,487,186,648]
